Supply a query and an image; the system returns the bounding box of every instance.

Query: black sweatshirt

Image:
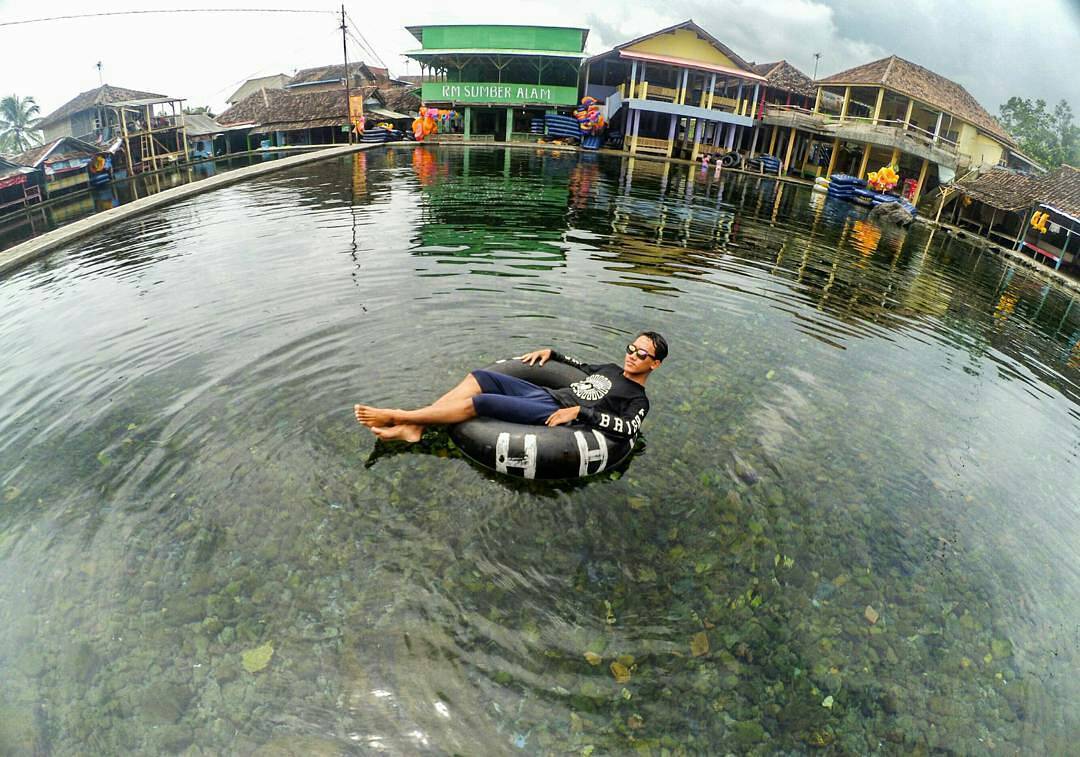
[545,351,649,440]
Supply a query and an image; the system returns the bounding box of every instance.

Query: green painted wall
[422,82,578,106]
[418,25,584,52]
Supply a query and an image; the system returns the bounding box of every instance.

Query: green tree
[998,96,1079,168]
[0,94,43,155]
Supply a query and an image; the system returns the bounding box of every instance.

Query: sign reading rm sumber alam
[421,82,578,106]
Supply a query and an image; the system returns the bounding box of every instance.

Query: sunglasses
[626,343,656,360]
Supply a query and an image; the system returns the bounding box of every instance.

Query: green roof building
[404,24,589,141]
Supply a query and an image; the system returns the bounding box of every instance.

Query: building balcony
[761,104,961,167]
[616,82,750,119]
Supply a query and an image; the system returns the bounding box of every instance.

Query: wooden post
[932,110,943,143]
[935,189,951,223]
[749,84,760,119]
[628,60,637,99]
[666,115,677,157]
[783,127,797,172]
[912,158,929,204]
[630,108,640,153]
[903,98,914,130]
[812,88,822,115]
[679,69,689,105]
[872,88,885,124]
[749,125,760,157]
[826,137,840,175]
[839,86,851,122]
[120,108,134,176]
[889,147,900,166]
[1015,208,1035,250]
[144,104,157,172]
[707,73,716,110]
[857,143,871,179]
[178,103,189,164]
[768,126,778,155]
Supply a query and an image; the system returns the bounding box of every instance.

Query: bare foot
[354,404,396,427]
[372,424,424,443]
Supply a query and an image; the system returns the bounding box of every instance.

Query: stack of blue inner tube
[827,174,865,200]
[530,118,546,135]
[581,134,603,150]
[544,114,582,141]
[360,127,389,144]
[755,155,782,174]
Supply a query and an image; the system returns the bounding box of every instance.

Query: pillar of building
[749,125,760,157]
[783,127,797,172]
[812,88,822,115]
[667,115,678,157]
[912,158,929,205]
[857,143,872,178]
[826,137,841,175]
[872,88,885,124]
[628,61,638,99]
[691,118,705,161]
[464,107,472,140]
[839,86,852,122]
[768,126,779,155]
[505,108,513,142]
[630,108,641,153]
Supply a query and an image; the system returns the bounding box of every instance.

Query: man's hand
[519,348,552,366]
[546,406,580,426]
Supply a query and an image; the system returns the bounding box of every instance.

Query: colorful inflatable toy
[866,164,899,192]
[412,108,457,141]
[573,96,606,135]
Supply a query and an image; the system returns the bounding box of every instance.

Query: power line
[344,10,386,69]
[0,8,334,28]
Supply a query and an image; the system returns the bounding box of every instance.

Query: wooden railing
[641,82,678,102]
[632,137,671,155]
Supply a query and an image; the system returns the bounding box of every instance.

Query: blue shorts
[471,369,561,425]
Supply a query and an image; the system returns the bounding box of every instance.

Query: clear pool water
[0,146,1077,754]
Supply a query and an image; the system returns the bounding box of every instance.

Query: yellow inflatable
[866,164,899,192]
[1030,210,1050,233]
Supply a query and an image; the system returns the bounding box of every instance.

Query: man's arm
[577,396,648,439]
[519,348,603,374]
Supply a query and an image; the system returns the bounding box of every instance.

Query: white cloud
[0,0,1075,119]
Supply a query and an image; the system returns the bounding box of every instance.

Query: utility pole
[812,53,822,81]
[341,4,351,144]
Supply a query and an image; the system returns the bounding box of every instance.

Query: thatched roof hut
[750,61,815,98]
[217,87,354,132]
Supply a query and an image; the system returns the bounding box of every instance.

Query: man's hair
[639,331,668,362]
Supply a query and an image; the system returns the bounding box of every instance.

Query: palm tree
[0,94,43,155]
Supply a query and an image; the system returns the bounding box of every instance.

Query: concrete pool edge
[0,143,385,278]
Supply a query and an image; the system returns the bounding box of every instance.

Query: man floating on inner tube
[353,332,667,445]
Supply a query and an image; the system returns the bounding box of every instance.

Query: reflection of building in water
[410,149,572,272]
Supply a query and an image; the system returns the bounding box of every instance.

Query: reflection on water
[0,146,1077,754]
[0,152,290,253]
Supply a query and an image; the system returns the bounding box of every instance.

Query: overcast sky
[1,0,1077,120]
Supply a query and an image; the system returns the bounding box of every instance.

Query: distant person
[354,332,668,443]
